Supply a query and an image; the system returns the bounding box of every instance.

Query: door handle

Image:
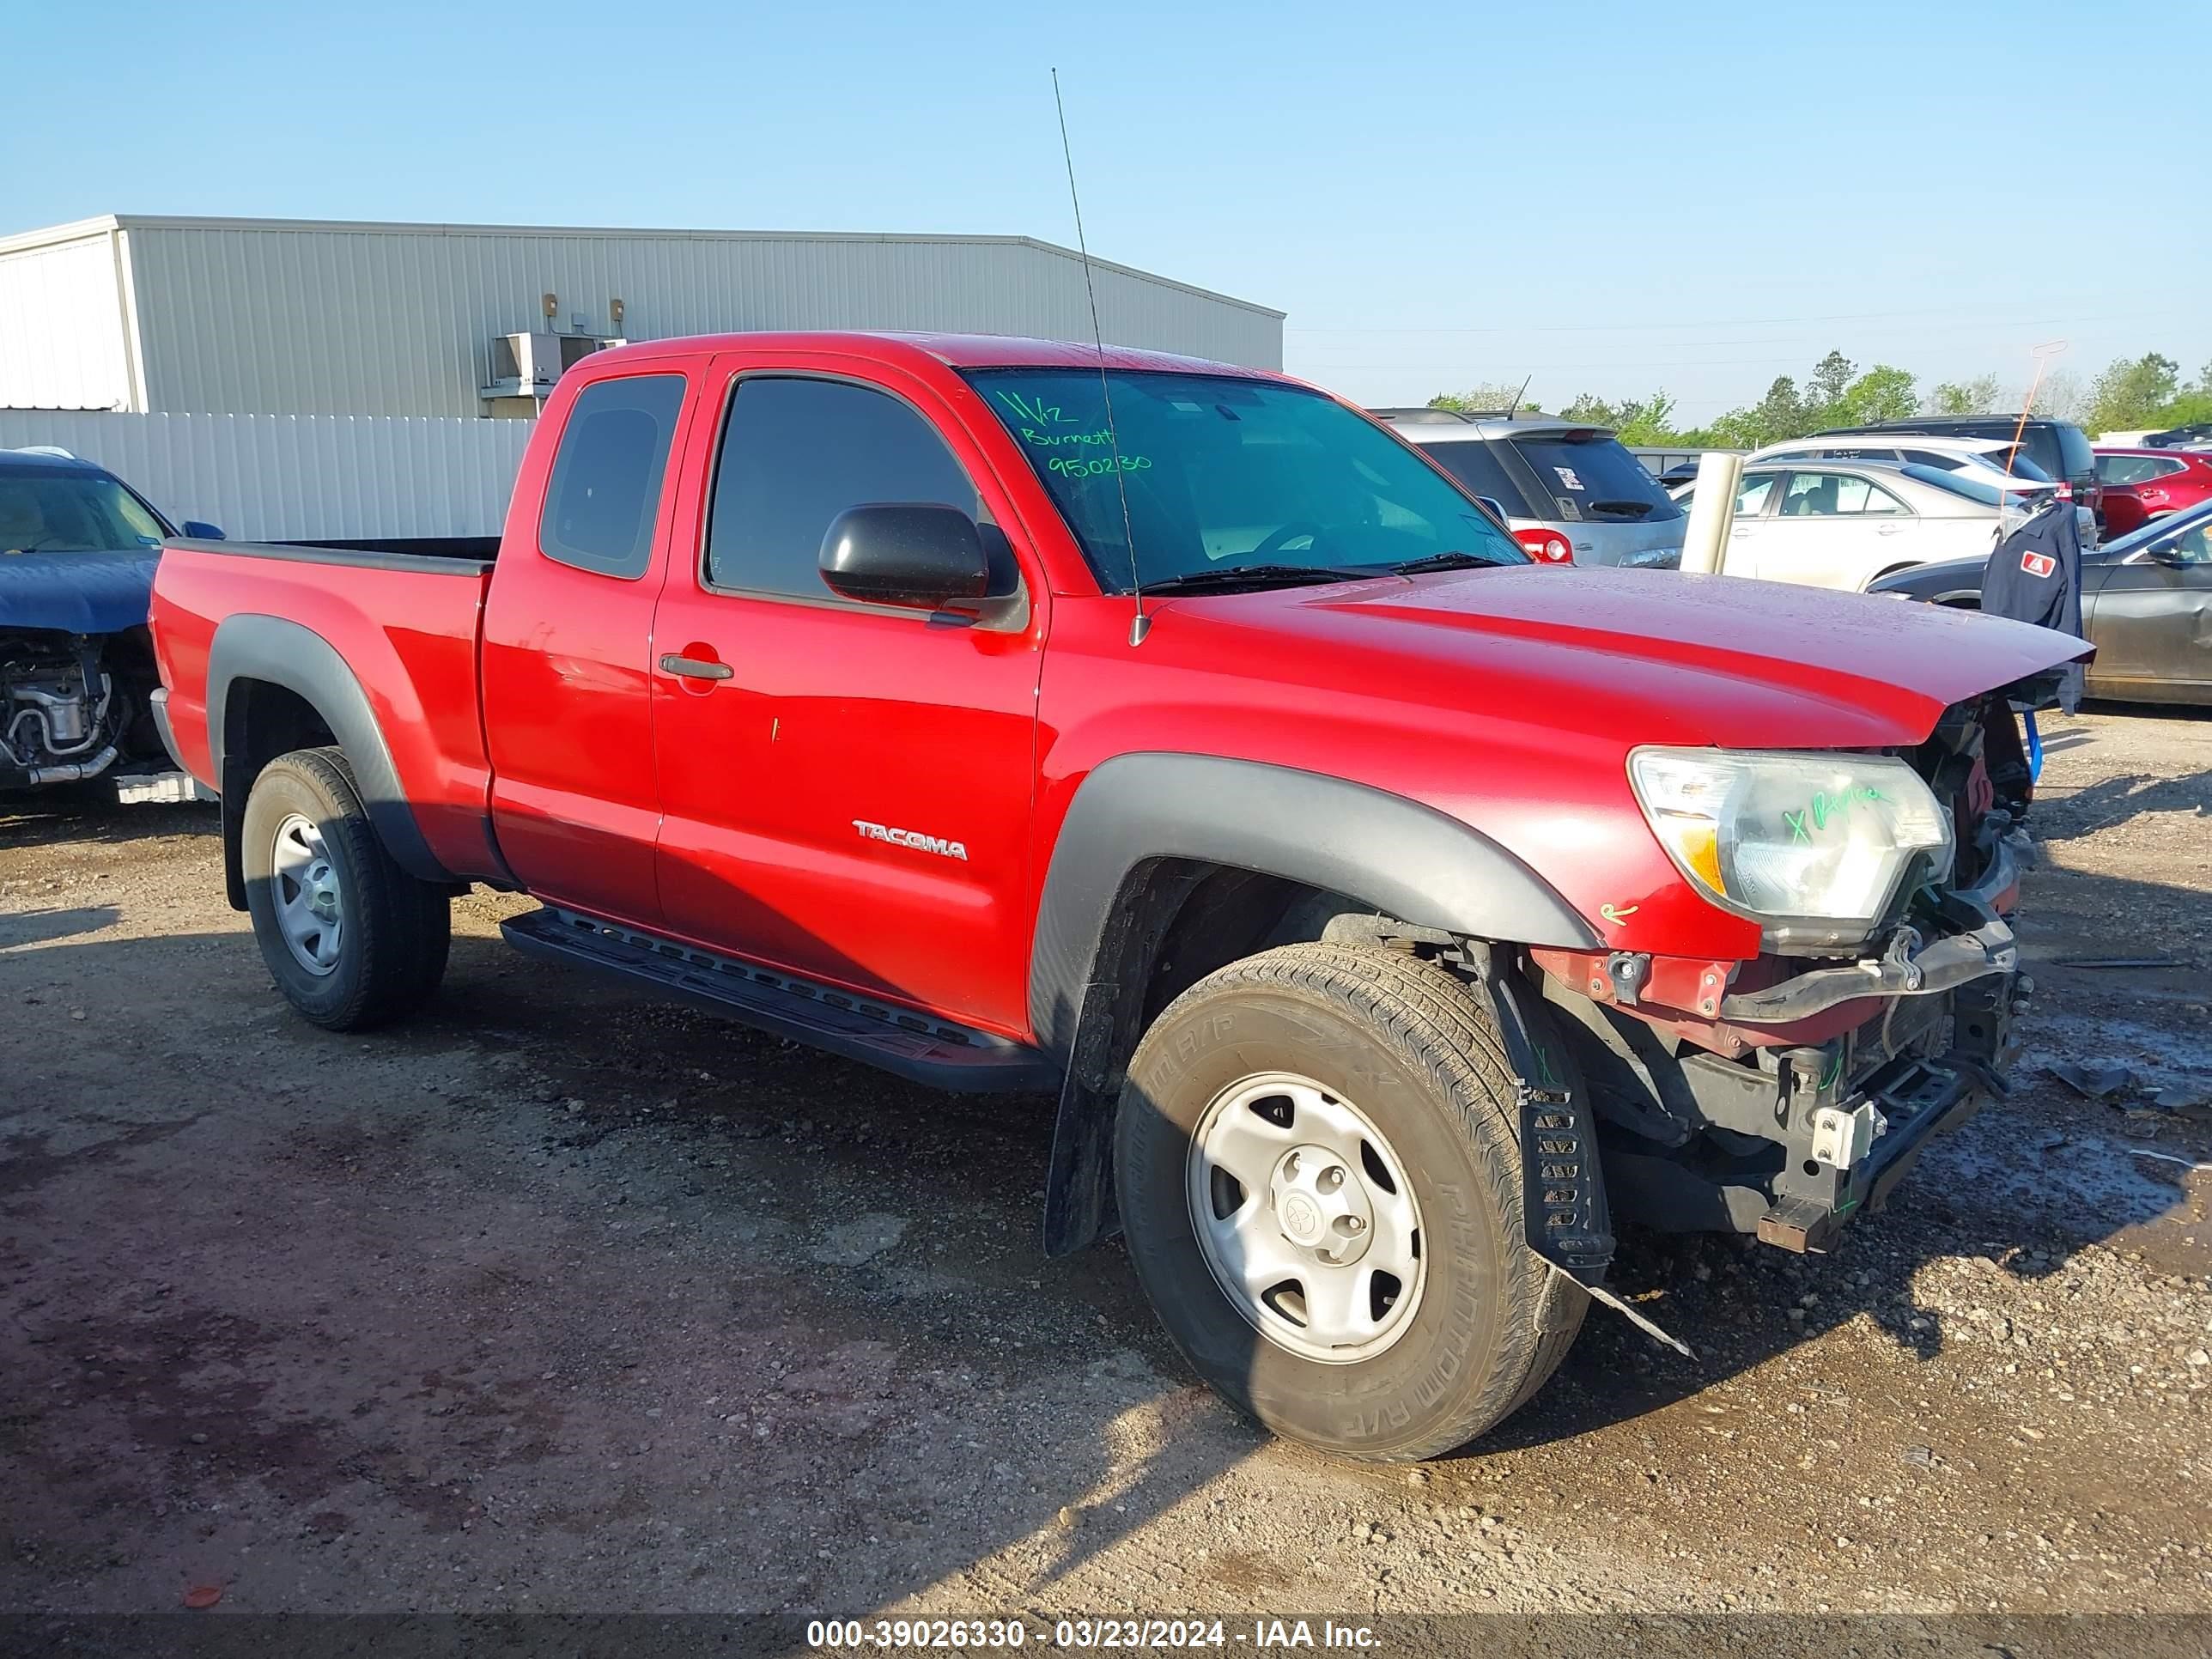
[659,653,733,681]
[1875,524,1904,535]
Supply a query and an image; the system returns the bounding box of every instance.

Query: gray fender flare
[208,614,452,900]
[1030,753,1601,1255]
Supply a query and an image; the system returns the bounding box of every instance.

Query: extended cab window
[538,374,687,579]
[707,377,982,599]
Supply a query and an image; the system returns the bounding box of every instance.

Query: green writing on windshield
[1020,426,1115,449]
[994,390,1073,428]
[1048,453,1152,478]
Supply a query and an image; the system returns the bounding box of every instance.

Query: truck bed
[151,536,503,884]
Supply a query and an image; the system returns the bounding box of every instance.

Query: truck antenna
[1052,68,1149,647]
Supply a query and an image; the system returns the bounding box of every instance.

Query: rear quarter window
[1415,439,1533,516]
[538,374,689,579]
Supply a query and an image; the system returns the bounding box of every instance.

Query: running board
[501,906,1059,1094]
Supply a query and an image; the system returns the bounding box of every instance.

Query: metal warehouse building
[0,215,1283,416]
[0,214,1281,534]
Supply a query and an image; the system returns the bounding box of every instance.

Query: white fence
[0,410,533,539]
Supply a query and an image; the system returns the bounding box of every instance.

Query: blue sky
[6,0,2202,419]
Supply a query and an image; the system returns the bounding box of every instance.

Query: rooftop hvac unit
[481,331,623,399]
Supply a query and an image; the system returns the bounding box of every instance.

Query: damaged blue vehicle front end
[0,449,216,795]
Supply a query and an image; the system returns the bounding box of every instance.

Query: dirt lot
[3,708,2209,1626]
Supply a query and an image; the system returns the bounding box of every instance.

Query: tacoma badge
[852,818,969,861]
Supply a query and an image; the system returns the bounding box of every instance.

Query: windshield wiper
[1389,549,1510,574]
[1139,563,1367,595]
[1582,500,1657,520]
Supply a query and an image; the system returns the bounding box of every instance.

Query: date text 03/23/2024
[807,1619,1381,1650]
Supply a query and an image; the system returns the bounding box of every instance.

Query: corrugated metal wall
[0,411,532,538]
[123,222,1285,416]
[0,230,137,412]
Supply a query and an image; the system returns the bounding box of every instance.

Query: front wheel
[1115,943,1583,1462]
[240,746,451,1031]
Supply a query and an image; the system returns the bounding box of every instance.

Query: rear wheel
[1115,942,1583,1461]
[240,746,450,1030]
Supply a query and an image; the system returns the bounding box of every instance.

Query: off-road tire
[1116,941,1585,1461]
[240,746,451,1031]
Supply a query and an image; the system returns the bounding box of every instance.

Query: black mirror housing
[819,503,991,611]
[2147,540,2186,566]
[180,520,226,540]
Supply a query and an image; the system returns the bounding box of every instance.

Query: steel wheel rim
[1185,1071,1426,1364]
[270,812,343,977]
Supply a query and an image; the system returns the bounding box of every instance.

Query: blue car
[0,447,222,795]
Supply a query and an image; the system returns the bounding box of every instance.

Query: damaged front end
[1,627,166,794]
[1532,677,2057,1254]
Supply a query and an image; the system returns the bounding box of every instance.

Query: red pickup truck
[150,331,2085,1462]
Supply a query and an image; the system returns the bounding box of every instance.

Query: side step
[501,906,1060,1095]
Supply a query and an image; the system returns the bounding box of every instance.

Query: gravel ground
[2,707,2207,1623]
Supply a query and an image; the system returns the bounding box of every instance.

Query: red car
[149,331,2083,1462]
[2095,447,2212,520]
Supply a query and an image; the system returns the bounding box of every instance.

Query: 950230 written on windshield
[990,390,1153,479]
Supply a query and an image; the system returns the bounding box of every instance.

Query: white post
[1678,451,1743,575]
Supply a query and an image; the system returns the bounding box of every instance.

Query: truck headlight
[1627,748,1953,945]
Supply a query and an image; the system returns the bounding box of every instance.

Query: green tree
[2142,389,2212,431]
[1556,390,1681,444]
[1834,365,1917,425]
[1429,384,1537,416]
[1559,392,1620,426]
[1927,374,2002,416]
[2086,353,2180,433]
[1808,349,1856,412]
[1737,375,1811,447]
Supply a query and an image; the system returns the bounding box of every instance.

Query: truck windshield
[964,368,1524,591]
[0,468,169,554]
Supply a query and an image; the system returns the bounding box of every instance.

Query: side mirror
[818,503,990,611]
[1472,495,1509,525]
[180,520,226,540]
[2147,539,2187,566]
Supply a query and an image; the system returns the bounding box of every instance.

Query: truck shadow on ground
[0,903,120,948]
[0,795,217,853]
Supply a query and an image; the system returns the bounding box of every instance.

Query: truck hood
[0,548,159,635]
[1187,566,2090,750]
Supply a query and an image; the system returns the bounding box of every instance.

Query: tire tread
[1122,941,1584,1460]
[244,746,450,1031]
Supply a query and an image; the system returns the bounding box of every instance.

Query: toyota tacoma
[149,332,2085,1461]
